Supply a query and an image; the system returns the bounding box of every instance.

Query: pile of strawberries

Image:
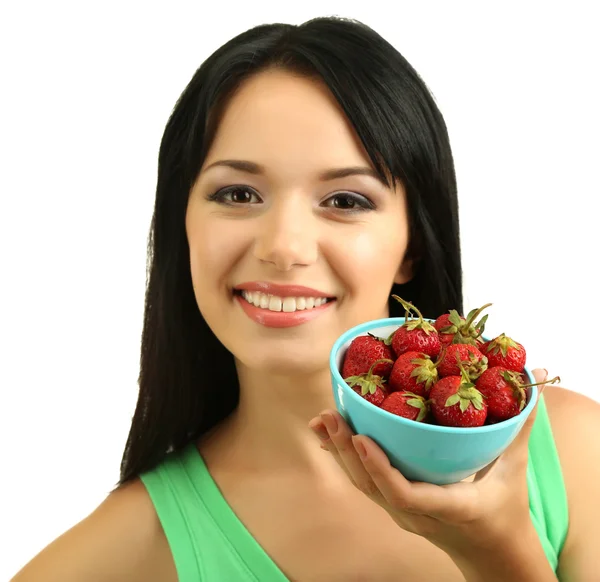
[341,296,558,428]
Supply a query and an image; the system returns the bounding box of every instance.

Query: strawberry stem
[433,346,447,369]
[392,295,425,321]
[455,355,472,385]
[463,303,492,329]
[518,375,561,389]
[367,358,394,376]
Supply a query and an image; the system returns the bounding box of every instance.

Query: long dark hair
[116,16,462,488]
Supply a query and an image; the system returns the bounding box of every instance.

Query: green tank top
[140,397,568,580]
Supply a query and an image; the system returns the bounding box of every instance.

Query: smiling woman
[185,69,415,374]
[11,14,600,582]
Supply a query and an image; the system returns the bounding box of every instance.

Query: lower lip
[235,294,334,328]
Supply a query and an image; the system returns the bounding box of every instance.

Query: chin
[238,347,330,378]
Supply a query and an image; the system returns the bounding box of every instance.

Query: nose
[253,195,318,271]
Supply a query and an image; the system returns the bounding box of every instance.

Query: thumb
[531,368,549,392]
[521,367,548,428]
[510,367,548,449]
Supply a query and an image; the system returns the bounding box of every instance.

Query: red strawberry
[382,391,429,422]
[476,367,560,421]
[342,333,395,379]
[480,334,526,373]
[391,295,441,358]
[344,358,394,407]
[354,385,386,407]
[434,312,465,345]
[438,344,488,380]
[434,303,491,346]
[388,351,439,397]
[429,376,488,427]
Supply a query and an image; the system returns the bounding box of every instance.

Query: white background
[1,1,598,578]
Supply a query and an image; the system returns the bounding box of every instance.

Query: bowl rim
[330,316,538,435]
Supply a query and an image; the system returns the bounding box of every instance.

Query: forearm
[446,523,557,582]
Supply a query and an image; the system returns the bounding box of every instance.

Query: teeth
[240,291,330,312]
[282,297,296,312]
[268,296,282,311]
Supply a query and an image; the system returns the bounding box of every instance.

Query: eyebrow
[202,159,385,184]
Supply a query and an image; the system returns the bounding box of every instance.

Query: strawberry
[342,333,395,379]
[429,375,488,427]
[344,358,394,407]
[434,303,491,346]
[382,391,429,422]
[480,333,526,373]
[391,295,441,358]
[434,312,465,345]
[438,344,488,380]
[388,351,439,397]
[476,367,560,421]
[354,385,386,407]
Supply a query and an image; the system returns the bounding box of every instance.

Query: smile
[240,290,330,312]
[233,282,336,328]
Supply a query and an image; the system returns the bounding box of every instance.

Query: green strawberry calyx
[440,311,462,335]
[408,356,439,392]
[483,333,521,357]
[444,384,486,413]
[344,358,394,396]
[445,359,486,412]
[453,349,488,381]
[392,295,436,335]
[441,303,492,345]
[403,391,429,422]
[503,370,561,411]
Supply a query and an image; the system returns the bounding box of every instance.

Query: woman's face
[186,69,411,375]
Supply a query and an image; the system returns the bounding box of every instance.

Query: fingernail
[543,368,548,380]
[352,436,367,460]
[320,412,338,435]
[308,418,330,441]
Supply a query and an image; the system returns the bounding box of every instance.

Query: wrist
[445,522,556,582]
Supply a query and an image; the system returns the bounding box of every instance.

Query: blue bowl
[329,317,537,485]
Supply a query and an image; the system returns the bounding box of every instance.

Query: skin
[11,70,600,582]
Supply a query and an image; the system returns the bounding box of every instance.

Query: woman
[13,16,599,582]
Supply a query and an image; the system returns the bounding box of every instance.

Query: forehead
[203,69,372,173]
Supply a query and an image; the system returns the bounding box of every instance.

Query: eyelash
[205,186,376,212]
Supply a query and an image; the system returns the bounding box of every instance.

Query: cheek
[334,228,408,292]
[186,209,248,295]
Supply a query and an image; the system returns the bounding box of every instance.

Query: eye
[322,192,376,212]
[206,186,262,205]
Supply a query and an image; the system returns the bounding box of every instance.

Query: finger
[353,435,458,518]
[319,411,383,499]
[473,456,500,482]
[496,368,549,471]
[512,367,548,446]
[308,417,332,449]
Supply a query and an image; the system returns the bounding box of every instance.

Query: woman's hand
[309,368,557,582]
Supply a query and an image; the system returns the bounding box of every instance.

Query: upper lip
[234,281,335,298]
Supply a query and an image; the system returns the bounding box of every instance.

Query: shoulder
[12,477,177,582]
[542,385,600,577]
[543,384,600,456]
[543,385,600,490]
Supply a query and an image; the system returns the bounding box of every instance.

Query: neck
[201,361,339,473]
